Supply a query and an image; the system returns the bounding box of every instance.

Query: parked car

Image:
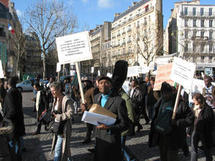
[16,80,34,92]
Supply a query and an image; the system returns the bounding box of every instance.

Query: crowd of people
[0,72,214,161]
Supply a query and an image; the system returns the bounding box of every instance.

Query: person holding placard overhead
[93,76,129,161]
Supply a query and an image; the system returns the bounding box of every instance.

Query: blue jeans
[54,135,63,161]
[54,135,72,161]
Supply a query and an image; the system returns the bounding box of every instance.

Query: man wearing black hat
[94,76,129,161]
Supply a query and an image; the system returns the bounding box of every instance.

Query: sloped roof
[113,0,150,22]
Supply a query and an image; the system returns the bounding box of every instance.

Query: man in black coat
[94,76,129,161]
[3,77,25,161]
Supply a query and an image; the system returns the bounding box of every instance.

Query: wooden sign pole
[75,62,85,104]
[172,85,182,120]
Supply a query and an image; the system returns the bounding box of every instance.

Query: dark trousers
[140,106,150,123]
[159,135,178,161]
[85,123,93,139]
[191,131,212,161]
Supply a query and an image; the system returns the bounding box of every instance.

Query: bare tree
[24,0,77,79]
[131,23,163,67]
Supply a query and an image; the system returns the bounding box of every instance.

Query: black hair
[161,82,173,101]
[8,77,18,88]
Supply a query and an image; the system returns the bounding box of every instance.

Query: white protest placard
[56,31,92,64]
[0,60,4,78]
[91,67,94,73]
[107,73,112,78]
[170,57,196,90]
[127,66,139,77]
[56,62,61,72]
[140,66,149,74]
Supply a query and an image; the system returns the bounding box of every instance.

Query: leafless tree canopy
[24,0,77,78]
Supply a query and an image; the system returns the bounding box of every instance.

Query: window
[209,8,212,16]
[193,7,196,16]
[193,19,197,27]
[201,19,204,27]
[193,30,197,38]
[209,20,213,27]
[144,17,147,25]
[209,43,213,52]
[184,7,188,15]
[209,56,212,63]
[201,43,205,52]
[0,27,5,37]
[209,31,213,40]
[185,30,188,39]
[201,56,204,62]
[201,31,204,38]
[184,43,188,52]
[200,8,204,16]
[193,43,196,52]
[184,19,188,27]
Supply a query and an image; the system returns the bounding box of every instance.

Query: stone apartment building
[24,32,42,77]
[164,0,215,73]
[111,0,163,67]
[81,21,111,75]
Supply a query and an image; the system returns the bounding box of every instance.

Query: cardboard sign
[154,63,174,91]
[0,60,4,78]
[170,57,196,90]
[56,31,92,64]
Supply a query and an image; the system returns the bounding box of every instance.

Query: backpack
[154,101,173,135]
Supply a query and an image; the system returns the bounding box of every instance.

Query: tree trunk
[43,52,46,79]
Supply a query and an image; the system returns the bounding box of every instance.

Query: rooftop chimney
[132,2,137,6]
[114,13,120,18]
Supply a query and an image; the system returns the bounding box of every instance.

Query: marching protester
[190,93,214,161]
[202,75,215,108]
[129,78,148,132]
[149,82,194,161]
[32,83,49,135]
[92,76,129,161]
[81,79,99,144]
[3,77,25,161]
[50,82,74,161]
[146,77,160,120]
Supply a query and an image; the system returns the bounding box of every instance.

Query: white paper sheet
[81,111,116,126]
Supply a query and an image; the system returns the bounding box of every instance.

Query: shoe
[82,138,91,144]
[88,148,95,153]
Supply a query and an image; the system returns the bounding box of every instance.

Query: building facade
[24,32,42,77]
[81,21,111,75]
[165,0,215,72]
[111,0,163,67]
[0,0,24,77]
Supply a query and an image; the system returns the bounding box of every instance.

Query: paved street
[21,92,215,161]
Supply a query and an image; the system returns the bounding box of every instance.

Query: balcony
[122,31,126,35]
[117,33,121,37]
[180,11,215,18]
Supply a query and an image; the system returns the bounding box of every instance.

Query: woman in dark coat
[149,82,194,161]
[190,93,214,161]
